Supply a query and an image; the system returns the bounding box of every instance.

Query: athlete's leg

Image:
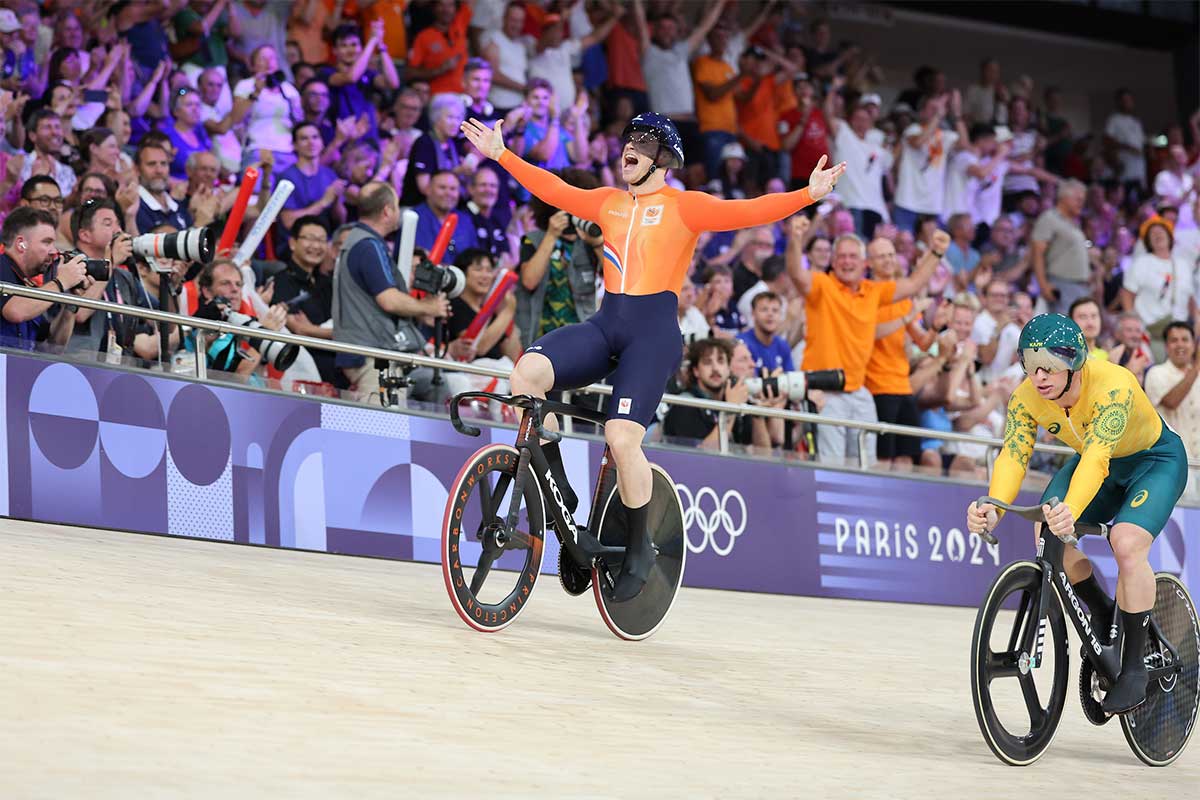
[598,292,683,602]
[1103,522,1155,714]
[1111,523,1155,612]
[514,321,618,514]
[510,352,556,429]
[605,419,652,508]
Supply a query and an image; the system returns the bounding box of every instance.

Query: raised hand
[930,228,951,255]
[461,117,505,161]
[807,154,847,201]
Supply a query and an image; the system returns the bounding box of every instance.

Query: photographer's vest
[332,225,424,357]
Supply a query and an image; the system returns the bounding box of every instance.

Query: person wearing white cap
[714,141,748,199]
[823,77,892,238]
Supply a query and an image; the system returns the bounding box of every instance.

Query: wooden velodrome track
[1,518,1195,798]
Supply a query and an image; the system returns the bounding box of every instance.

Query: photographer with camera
[332,182,450,405]
[0,206,90,350]
[661,337,780,450]
[192,258,291,380]
[515,167,602,349]
[413,170,479,260]
[231,45,301,173]
[66,199,177,362]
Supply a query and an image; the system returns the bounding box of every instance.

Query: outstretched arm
[677,155,845,232]
[464,117,615,222]
[499,149,614,221]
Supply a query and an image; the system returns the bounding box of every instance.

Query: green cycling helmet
[1018,313,1088,375]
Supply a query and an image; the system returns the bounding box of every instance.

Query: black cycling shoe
[611,528,656,603]
[1102,668,1148,715]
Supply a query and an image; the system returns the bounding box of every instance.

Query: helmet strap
[1053,369,1075,401]
[630,143,664,187]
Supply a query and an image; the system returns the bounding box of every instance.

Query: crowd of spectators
[0,0,1197,478]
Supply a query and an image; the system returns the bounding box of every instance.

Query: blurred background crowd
[0,0,1196,477]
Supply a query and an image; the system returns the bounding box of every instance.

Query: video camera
[743,369,844,403]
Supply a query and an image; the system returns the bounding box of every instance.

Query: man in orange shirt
[735,47,791,190]
[692,23,741,181]
[864,236,939,469]
[789,227,944,465]
[407,0,472,95]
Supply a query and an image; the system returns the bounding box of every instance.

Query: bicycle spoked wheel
[971,561,1070,766]
[592,464,686,641]
[1120,573,1200,767]
[441,444,546,633]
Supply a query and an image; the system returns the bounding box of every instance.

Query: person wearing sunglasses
[968,312,1189,716]
[461,110,845,602]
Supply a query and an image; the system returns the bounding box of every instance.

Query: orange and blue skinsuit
[500,149,816,425]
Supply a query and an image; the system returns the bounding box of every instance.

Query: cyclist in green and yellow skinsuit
[966,313,1189,715]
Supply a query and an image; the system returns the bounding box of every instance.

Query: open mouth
[623,153,639,168]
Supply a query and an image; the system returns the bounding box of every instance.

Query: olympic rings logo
[676,484,747,557]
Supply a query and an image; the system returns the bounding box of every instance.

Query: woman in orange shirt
[461,111,845,601]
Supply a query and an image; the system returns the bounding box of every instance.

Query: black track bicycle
[970,496,1199,767]
[440,391,686,640]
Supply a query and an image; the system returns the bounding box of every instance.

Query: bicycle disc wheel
[971,561,1070,766]
[592,464,686,641]
[1120,573,1200,767]
[442,444,546,633]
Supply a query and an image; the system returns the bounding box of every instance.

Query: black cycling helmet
[620,112,685,183]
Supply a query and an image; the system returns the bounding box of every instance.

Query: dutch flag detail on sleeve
[602,242,623,275]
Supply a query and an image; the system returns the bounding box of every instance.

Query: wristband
[50,277,64,292]
[932,249,946,258]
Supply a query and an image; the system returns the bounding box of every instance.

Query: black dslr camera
[411,253,466,298]
[61,250,111,282]
[264,70,287,89]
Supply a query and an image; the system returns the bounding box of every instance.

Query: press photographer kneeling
[332,182,450,406]
[0,207,92,350]
[193,259,296,380]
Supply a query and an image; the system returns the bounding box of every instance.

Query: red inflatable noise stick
[463,269,519,341]
[216,166,260,256]
[429,213,458,265]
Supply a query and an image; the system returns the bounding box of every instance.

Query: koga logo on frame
[676,484,746,556]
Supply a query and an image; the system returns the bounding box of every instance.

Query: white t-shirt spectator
[831,124,892,218]
[972,310,1020,383]
[643,41,695,117]
[894,124,958,215]
[1175,228,1200,275]
[973,158,1010,226]
[481,30,528,110]
[1123,252,1193,325]
[1145,360,1200,460]
[944,150,977,218]
[1105,112,1147,185]
[233,78,301,155]
[527,38,581,110]
[1001,129,1038,195]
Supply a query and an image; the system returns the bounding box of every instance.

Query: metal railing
[4,281,1199,479]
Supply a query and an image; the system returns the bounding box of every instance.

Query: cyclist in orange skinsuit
[462,111,846,601]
